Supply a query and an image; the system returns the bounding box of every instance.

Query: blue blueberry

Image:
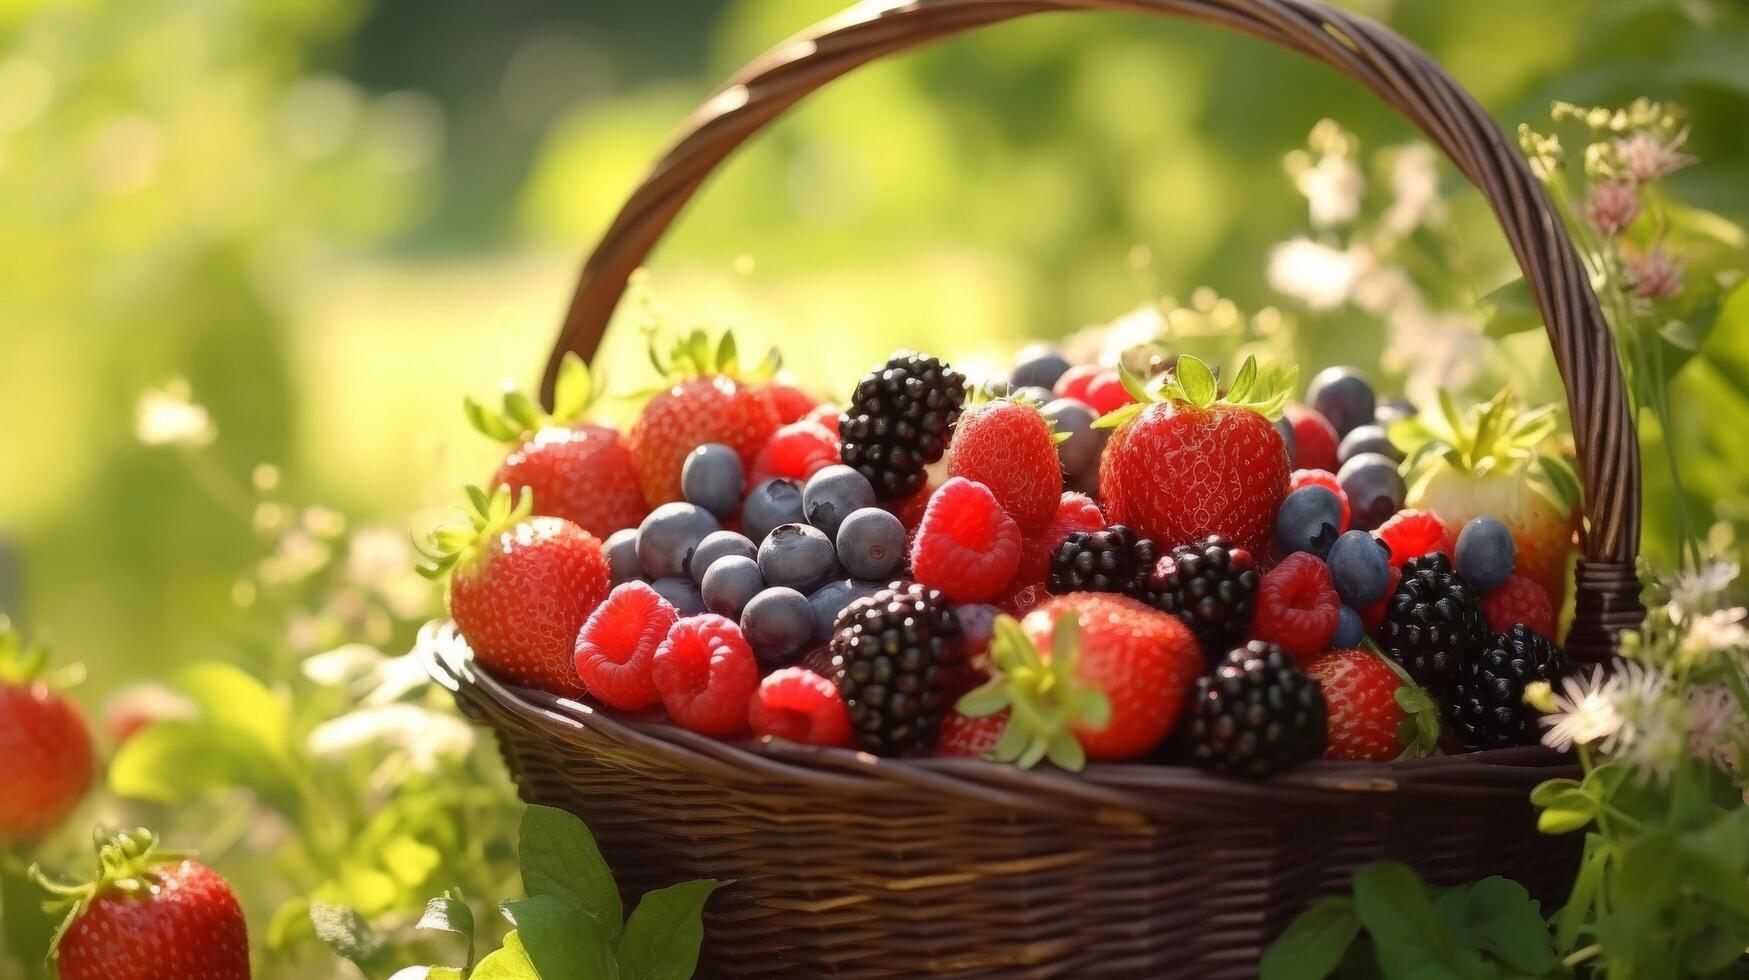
[802,465,877,536]
[1455,517,1517,594]
[1274,414,1297,464]
[834,507,906,581]
[1327,530,1392,606]
[680,443,744,519]
[1332,605,1365,650]
[688,530,758,584]
[1307,366,1377,437]
[807,578,883,645]
[603,527,642,585]
[1010,345,1071,390]
[1275,486,1342,558]
[742,478,804,545]
[741,586,815,668]
[1338,424,1402,466]
[635,502,720,579]
[757,523,837,593]
[1337,453,1407,532]
[1043,398,1107,482]
[649,576,706,617]
[701,555,765,620]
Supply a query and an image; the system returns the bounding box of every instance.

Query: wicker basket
[428,1,1651,975]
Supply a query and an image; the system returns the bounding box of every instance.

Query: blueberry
[1332,605,1365,649]
[834,507,906,581]
[1337,453,1407,532]
[802,465,877,536]
[688,530,758,584]
[701,555,765,619]
[680,443,744,519]
[635,502,720,579]
[1274,414,1297,464]
[603,528,642,585]
[1010,344,1072,390]
[806,578,882,645]
[1375,398,1416,427]
[1275,486,1343,558]
[742,478,804,545]
[954,603,1003,657]
[1455,517,1517,594]
[758,523,837,593]
[1043,398,1107,481]
[1327,530,1392,606]
[741,586,815,668]
[1338,424,1403,466]
[1307,366,1377,437]
[649,576,706,617]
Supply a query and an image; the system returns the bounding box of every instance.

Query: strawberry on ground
[0,627,95,844]
[1250,552,1341,659]
[946,398,1062,531]
[1304,648,1438,762]
[1374,509,1454,568]
[910,478,1022,603]
[1482,575,1557,640]
[748,668,852,747]
[1291,469,1350,534]
[574,582,677,710]
[935,710,1008,758]
[749,419,840,484]
[627,330,782,506]
[420,485,610,697]
[1284,403,1340,472]
[651,614,759,737]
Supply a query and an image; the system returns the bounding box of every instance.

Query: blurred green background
[3,0,1747,698]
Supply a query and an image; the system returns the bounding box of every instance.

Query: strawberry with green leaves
[1096,355,1294,555]
[0,622,95,844]
[628,329,782,507]
[945,397,1064,532]
[1304,646,1439,762]
[467,352,647,539]
[419,485,609,696]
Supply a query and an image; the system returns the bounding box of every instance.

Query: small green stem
[1564,943,1604,968]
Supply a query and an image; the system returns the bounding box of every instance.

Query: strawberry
[36,829,249,980]
[946,398,1063,531]
[758,382,820,424]
[0,626,94,844]
[935,710,1008,758]
[1304,648,1438,762]
[956,594,1201,767]
[627,330,783,507]
[1284,404,1340,472]
[1395,389,1579,608]
[420,485,610,696]
[1097,355,1293,554]
[749,419,840,484]
[1481,574,1557,640]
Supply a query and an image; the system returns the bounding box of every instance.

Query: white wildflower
[1614,127,1695,182]
[135,379,216,448]
[1678,606,1749,660]
[1541,664,1624,752]
[1686,685,1743,773]
[1668,560,1740,611]
[1609,660,1684,783]
[1266,239,1370,310]
[1382,143,1444,235]
[1296,151,1364,228]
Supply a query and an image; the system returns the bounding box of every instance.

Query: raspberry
[651,614,760,736]
[910,478,1022,603]
[1008,491,1106,595]
[1284,404,1339,472]
[574,582,678,710]
[1291,469,1350,533]
[934,710,1007,758]
[1250,552,1341,659]
[1358,564,1402,633]
[803,403,841,435]
[760,383,819,424]
[1082,369,1136,416]
[1375,509,1454,568]
[1481,574,1556,640]
[1052,363,1103,402]
[747,668,852,747]
[749,420,840,484]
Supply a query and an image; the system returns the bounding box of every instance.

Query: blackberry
[1142,535,1259,659]
[1047,525,1158,595]
[839,351,967,500]
[1447,625,1565,750]
[830,580,963,755]
[1379,552,1487,691]
[1185,641,1326,776]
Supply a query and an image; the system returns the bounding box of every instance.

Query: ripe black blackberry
[838,351,967,500]
[1378,552,1488,691]
[1446,625,1566,750]
[830,580,963,756]
[1047,525,1158,595]
[1185,641,1326,776]
[1142,535,1259,660]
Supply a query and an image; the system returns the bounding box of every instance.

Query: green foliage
[956,613,1109,772]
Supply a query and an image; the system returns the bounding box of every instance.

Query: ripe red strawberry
[467,354,647,539]
[1098,355,1292,554]
[1374,509,1454,567]
[0,628,94,844]
[1284,403,1340,471]
[1481,574,1557,640]
[1291,469,1350,533]
[946,398,1062,531]
[1006,491,1105,597]
[38,829,249,980]
[1053,364,1103,402]
[935,710,1007,758]
[1305,649,1438,761]
[910,478,1022,603]
[749,419,840,483]
[1250,552,1341,659]
[627,330,782,506]
[420,485,610,697]
[651,614,759,737]
[759,382,819,424]
[957,595,1201,767]
[748,668,852,747]
[575,582,677,710]
[1082,369,1136,416]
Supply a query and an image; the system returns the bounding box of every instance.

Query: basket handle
[540,0,1643,659]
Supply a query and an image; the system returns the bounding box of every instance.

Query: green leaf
[1118,366,1153,404]
[715,331,740,377]
[108,720,298,815]
[177,661,292,764]
[1537,801,1596,835]
[503,390,545,433]
[1351,862,1483,980]
[1461,878,1555,975]
[954,679,1011,718]
[1528,454,1581,515]
[309,902,387,969]
[1261,896,1361,980]
[464,397,521,443]
[418,891,476,968]
[552,353,595,422]
[1226,355,1258,403]
[1091,403,1145,430]
[1528,778,1583,808]
[471,931,541,980]
[616,880,722,980]
[519,805,623,938]
[2,859,53,978]
[1481,278,1543,338]
[1176,355,1218,407]
[502,895,619,980]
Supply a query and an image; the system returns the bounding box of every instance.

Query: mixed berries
[428,332,1580,775]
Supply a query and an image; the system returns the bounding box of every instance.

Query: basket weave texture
[433,0,1644,975]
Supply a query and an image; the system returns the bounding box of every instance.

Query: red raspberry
[651,615,759,736]
[803,403,841,435]
[1082,369,1136,416]
[1374,509,1454,568]
[1008,491,1106,595]
[575,582,677,710]
[1250,552,1340,659]
[1053,363,1103,402]
[1284,403,1339,472]
[1359,565,1402,633]
[747,668,852,747]
[1291,469,1350,533]
[749,420,840,484]
[910,478,1022,603]
[1482,574,1556,640]
[935,710,1007,758]
[759,383,818,424]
